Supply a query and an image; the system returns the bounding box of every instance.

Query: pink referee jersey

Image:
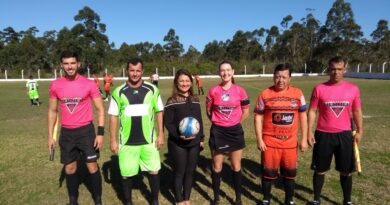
[49,74,101,129]
[206,84,250,127]
[310,80,361,133]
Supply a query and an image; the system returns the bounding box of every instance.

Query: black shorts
[209,123,245,153]
[59,123,99,165]
[311,130,354,173]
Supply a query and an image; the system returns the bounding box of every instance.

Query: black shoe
[285,200,295,205]
[343,202,354,205]
[310,200,320,205]
[150,200,159,205]
[94,196,102,205]
[259,200,270,205]
[124,201,132,205]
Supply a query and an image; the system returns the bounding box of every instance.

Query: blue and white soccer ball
[179,117,200,137]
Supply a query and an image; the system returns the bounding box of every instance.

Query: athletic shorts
[311,130,354,173]
[118,143,161,177]
[209,123,245,153]
[262,147,297,179]
[59,123,99,164]
[29,90,39,99]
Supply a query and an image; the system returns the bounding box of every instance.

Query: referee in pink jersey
[48,51,105,205]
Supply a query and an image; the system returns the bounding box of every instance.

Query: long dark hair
[171,69,194,98]
[218,60,235,84]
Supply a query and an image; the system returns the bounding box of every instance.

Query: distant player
[254,64,308,205]
[195,74,204,95]
[26,75,41,106]
[308,56,363,205]
[150,73,159,87]
[103,73,113,101]
[93,74,103,95]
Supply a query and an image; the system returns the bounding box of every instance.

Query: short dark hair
[127,57,143,69]
[60,50,79,62]
[328,56,347,67]
[29,75,33,79]
[274,63,292,77]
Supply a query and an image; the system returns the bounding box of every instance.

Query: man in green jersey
[26,75,41,106]
[108,58,164,205]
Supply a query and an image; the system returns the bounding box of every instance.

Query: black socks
[340,175,352,203]
[211,169,221,201]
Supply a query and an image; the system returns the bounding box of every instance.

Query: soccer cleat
[259,200,270,205]
[285,200,295,205]
[310,200,321,205]
[343,202,354,205]
[150,200,159,205]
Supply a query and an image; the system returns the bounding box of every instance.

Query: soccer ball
[179,117,200,137]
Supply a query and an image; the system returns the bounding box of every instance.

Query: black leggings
[168,141,200,202]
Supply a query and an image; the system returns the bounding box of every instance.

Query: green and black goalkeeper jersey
[108,81,164,145]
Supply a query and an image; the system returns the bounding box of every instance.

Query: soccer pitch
[0,76,389,205]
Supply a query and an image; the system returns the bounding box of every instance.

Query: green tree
[163,28,184,61]
[72,6,110,71]
[322,0,362,42]
[202,40,226,62]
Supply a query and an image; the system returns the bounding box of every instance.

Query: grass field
[0,76,389,205]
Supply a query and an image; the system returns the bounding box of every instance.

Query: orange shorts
[261,147,297,179]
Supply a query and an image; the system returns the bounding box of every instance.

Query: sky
[0,0,389,51]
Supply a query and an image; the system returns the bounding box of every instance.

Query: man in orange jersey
[194,74,204,95]
[103,73,113,101]
[254,64,308,205]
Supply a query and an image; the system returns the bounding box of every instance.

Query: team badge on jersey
[221,93,230,101]
[62,98,82,113]
[325,101,349,118]
[218,105,235,119]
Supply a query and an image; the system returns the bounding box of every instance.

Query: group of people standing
[47,50,363,205]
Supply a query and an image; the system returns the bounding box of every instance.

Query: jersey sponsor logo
[62,98,82,113]
[291,100,297,108]
[272,112,294,125]
[221,93,230,101]
[324,101,350,118]
[217,105,235,119]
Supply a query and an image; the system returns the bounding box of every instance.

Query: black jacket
[164,95,204,148]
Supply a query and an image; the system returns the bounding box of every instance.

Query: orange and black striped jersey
[254,86,306,148]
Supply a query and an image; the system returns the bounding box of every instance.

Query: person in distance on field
[194,74,204,95]
[254,63,308,205]
[26,75,41,106]
[48,50,105,205]
[206,60,250,205]
[164,69,205,205]
[308,56,363,205]
[109,58,164,205]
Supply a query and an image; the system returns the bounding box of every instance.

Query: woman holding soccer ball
[164,69,205,205]
[206,60,250,205]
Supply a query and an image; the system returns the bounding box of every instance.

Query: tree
[322,0,362,42]
[183,45,201,63]
[281,15,293,30]
[202,40,226,62]
[72,6,110,71]
[163,28,184,61]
